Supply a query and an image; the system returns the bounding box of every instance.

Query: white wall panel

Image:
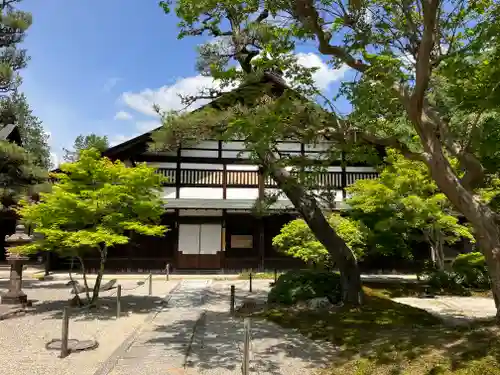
[327,166,342,172]
[345,166,377,172]
[179,209,223,217]
[179,187,223,199]
[264,188,289,201]
[304,143,331,152]
[221,150,252,158]
[276,142,301,152]
[312,189,344,202]
[222,141,246,150]
[178,224,200,254]
[226,188,259,200]
[181,149,219,158]
[188,141,219,149]
[226,164,258,171]
[200,224,222,254]
[147,162,177,168]
[162,187,177,199]
[181,163,223,170]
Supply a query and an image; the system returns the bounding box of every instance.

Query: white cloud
[120,52,346,118]
[50,152,60,169]
[295,52,349,90]
[121,75,217,117]
[136,120,161,133]
[114,110,133,121]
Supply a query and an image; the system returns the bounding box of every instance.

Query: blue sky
[19,0,352,166]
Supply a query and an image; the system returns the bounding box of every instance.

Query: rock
[237,298,260,314]
[306,297,332,309]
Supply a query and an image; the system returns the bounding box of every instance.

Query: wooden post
[230,285,235,314]
[148,273,153,296]
[165,263,170,281]
[116,284,121,319]
[242,318,251,375]
[60,307,70,358]
[249,272,253,293]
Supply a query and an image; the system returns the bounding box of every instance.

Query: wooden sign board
[231,235,253,249]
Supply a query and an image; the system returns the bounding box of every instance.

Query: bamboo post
[148,273,152,296]
[60,307,70,358]
[242,318,251,375]
[230,285,235,314]
[116,284,121,319]
[249,272,253,293]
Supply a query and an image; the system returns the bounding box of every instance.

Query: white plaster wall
[179,209,223,217]
[200,224,222,254]
[147,162,177,168]
[163,187,177,199]
[346,166,377,172]
[265,188,289,201]
[181,163,223,170]
[222,141,246,150]
[226,164,258,171]
[179,187,223,199]
[277,142,301,152]
[221,150,252,158]
[226,188,259,200]
[312,189,344,202]
[181,149,219,158]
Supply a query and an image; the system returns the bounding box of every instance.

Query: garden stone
[306,297,332,309]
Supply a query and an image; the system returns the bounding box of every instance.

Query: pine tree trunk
[259,152,363,305]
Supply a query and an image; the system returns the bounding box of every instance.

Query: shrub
[425,270,470,296]
[452,252,490,289]
[267,270,342,305]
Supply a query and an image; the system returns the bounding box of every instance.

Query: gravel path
[0,278,178,375]
[393,296,496,325]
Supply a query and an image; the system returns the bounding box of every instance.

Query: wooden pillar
[258,167,266,271]
[221,210,226,270]
[173,209,180,269]
[175,147,181,198]
[341,150,347,199]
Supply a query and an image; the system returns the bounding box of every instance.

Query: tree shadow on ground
[143,287,336,374]
[256,289,500,374]
[0,279,71,290]
[2,293,167,322]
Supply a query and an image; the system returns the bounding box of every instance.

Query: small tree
[347,150,474,270]
[273,213,367,268]
[63,133,110,162]
[0,140,47,212]
[14,148,167,305]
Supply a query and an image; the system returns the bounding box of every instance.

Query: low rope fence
[52,272,159,358]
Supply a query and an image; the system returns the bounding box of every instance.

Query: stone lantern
[1,224,32,305]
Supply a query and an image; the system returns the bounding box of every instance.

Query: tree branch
[293,0,368,72]
[412,0,439,113]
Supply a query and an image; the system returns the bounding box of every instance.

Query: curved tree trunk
[415,120,500,316]
[90,243,107,305]
[259,151,363,305]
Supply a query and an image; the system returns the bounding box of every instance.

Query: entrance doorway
[177,223,222,269]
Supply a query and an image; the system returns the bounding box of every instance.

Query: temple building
[72,133,379,272]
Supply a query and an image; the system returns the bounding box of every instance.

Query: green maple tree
[347,150,474,270]
[14,149,167,305]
